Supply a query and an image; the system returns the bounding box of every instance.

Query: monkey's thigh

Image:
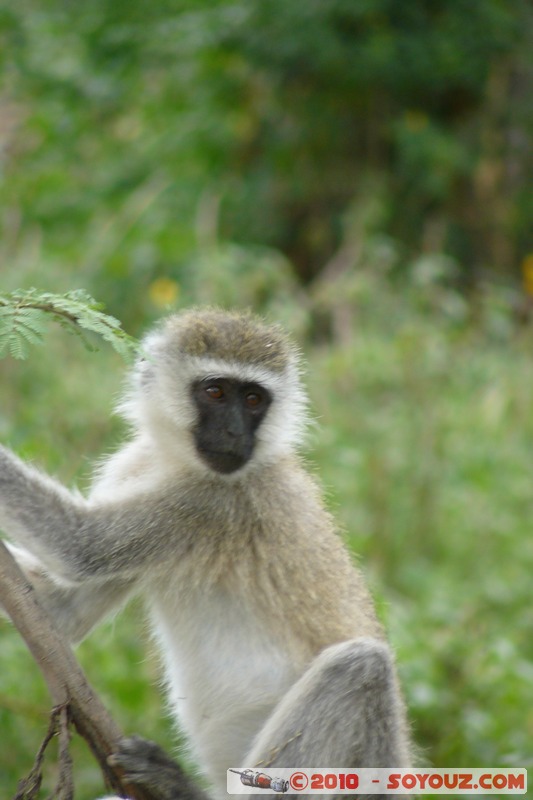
[244,637,410,773]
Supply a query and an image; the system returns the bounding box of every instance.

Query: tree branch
[0,540,156,800]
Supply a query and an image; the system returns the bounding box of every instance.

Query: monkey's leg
[244,637,410,798]
[106,639,410,800]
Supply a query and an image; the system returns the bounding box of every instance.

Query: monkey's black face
[191,377,272,474]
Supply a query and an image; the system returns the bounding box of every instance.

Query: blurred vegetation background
[1,0,532,796]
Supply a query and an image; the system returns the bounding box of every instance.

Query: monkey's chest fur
[149,581,300,786]
[139,464,379,791]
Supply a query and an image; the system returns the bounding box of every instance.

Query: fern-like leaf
[0,290,139,361]
[0,306,47,359]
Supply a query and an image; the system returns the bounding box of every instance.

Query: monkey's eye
[205,385,224,400]
[245,392,262,408]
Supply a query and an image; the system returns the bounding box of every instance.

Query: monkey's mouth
[198,448,250,475]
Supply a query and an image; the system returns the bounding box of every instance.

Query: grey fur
[245,638,411,771]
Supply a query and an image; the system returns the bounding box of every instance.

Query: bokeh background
[1,2,532,796]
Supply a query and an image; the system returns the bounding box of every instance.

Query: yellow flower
[403,110,429,133]
[148,278,180,308]
[521,254,533,297]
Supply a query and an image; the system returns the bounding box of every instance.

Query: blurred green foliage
[0,1,532,797]
[307,269,533,770]
[1,0,532,302]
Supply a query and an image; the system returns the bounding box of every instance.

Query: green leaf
[0,289,139,361]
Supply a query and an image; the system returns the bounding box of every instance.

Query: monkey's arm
[0,445,204,583]
[1,543,135,642]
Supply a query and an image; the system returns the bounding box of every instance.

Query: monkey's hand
[109,736,209,800]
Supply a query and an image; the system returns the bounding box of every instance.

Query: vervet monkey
[0,308,411,800]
